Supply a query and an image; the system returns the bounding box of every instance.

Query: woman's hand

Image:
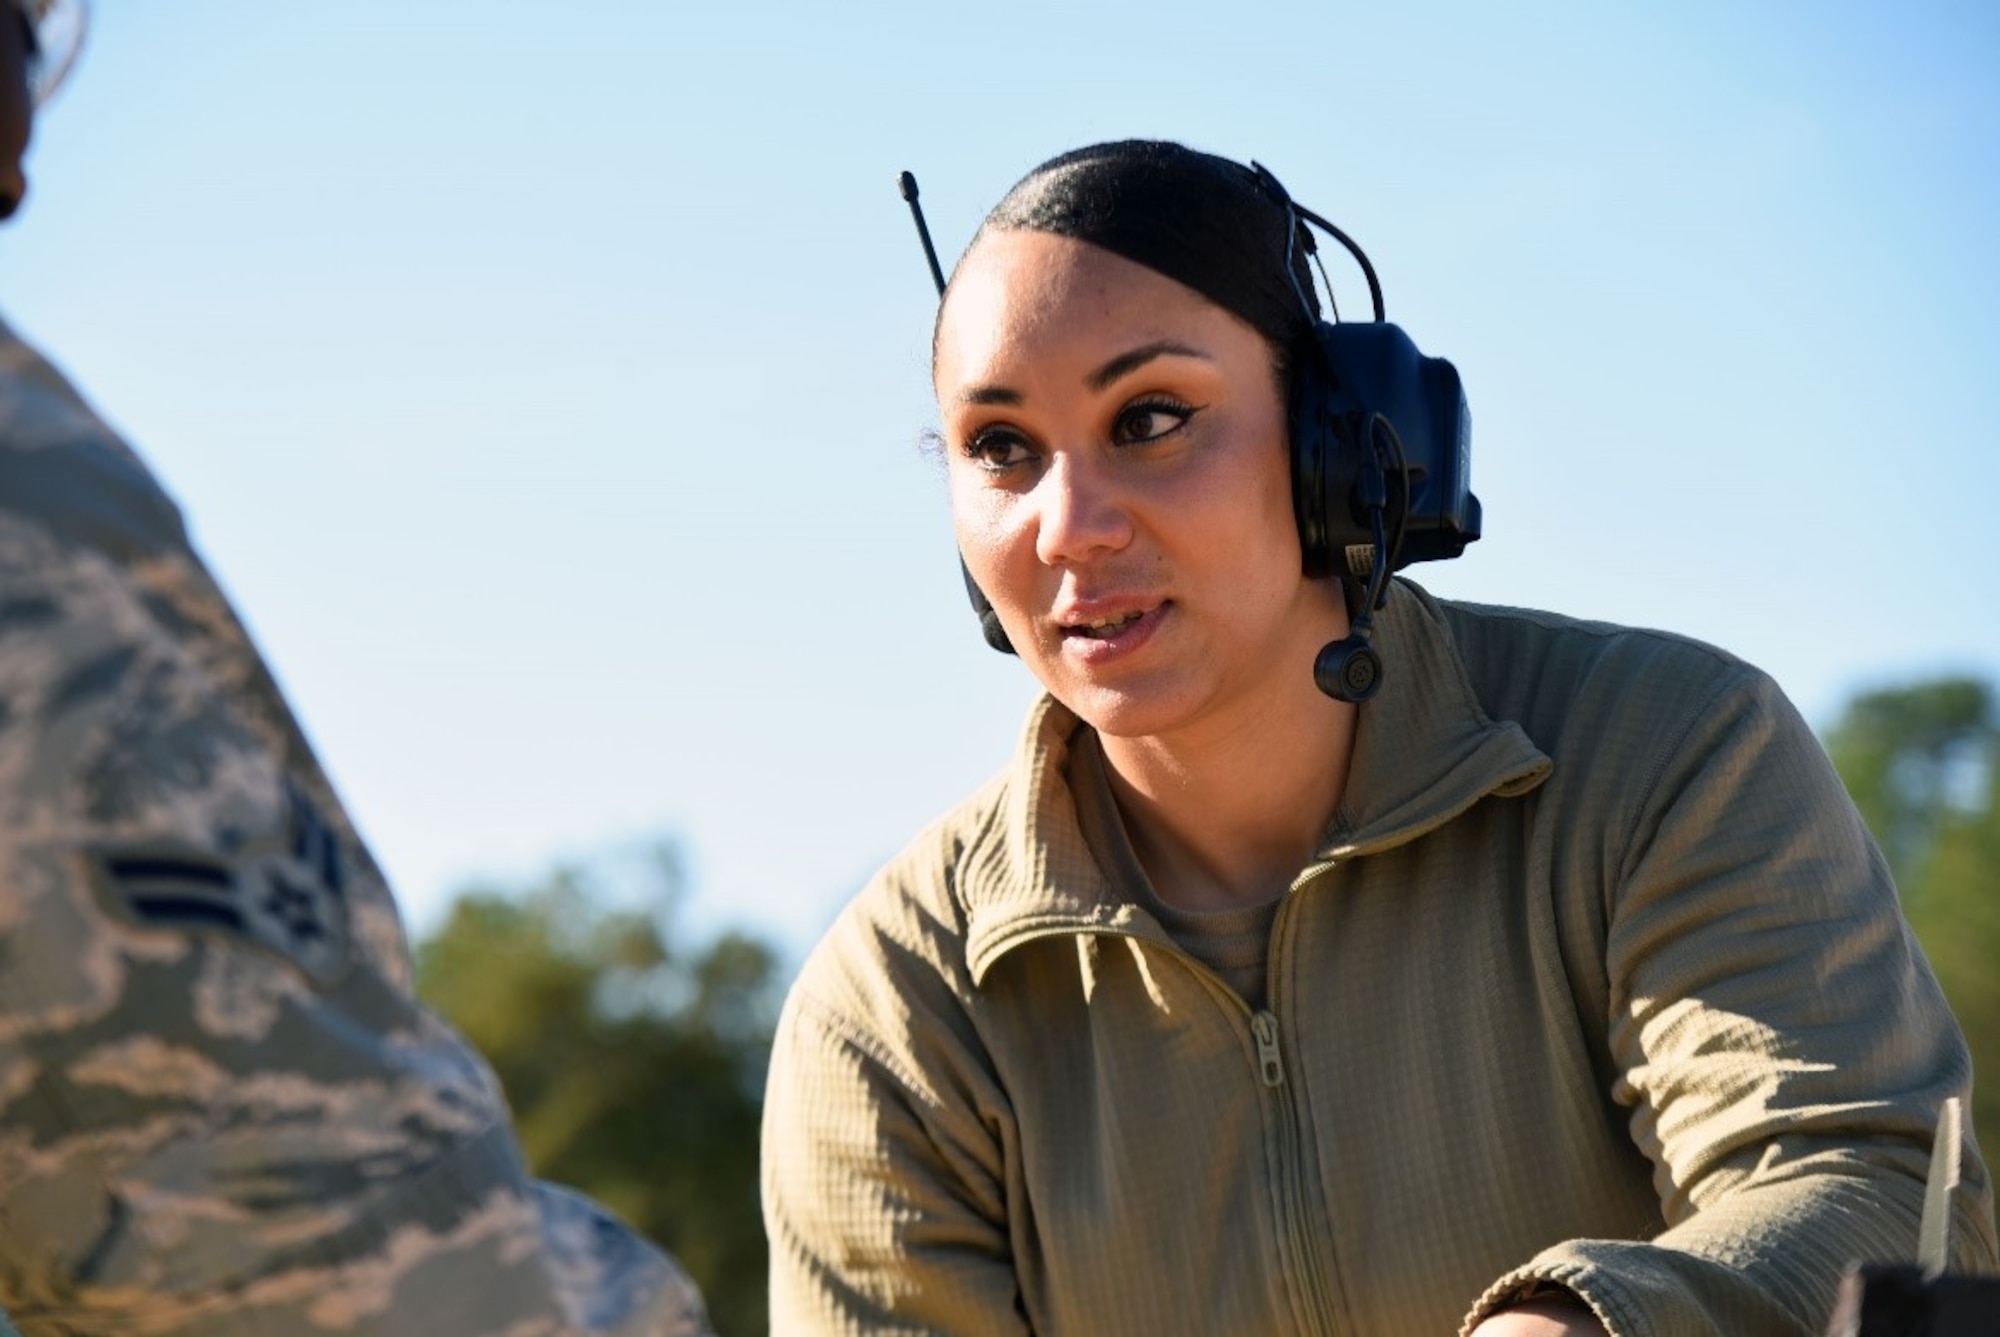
[1469,1294,1610,1335]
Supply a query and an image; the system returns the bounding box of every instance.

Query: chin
[1042,673,1215,742]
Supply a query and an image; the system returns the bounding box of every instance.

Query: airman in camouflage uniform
[0,6,710,1333]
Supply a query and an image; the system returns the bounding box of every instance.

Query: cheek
[1255,450,1303,565]
[944,462,987,549]
[1241,418,1302,550]
[945,469,1019,586]
[1185,432,1298,561]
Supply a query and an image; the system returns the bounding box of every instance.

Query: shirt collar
[963,579,1553,985]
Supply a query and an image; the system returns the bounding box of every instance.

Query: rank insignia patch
[89,781,352,985]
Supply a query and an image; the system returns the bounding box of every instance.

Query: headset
[898,159,1480,704]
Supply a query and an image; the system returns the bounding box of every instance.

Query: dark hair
[951,140,1321,362]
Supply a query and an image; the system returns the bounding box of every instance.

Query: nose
[1032,450,1133,568]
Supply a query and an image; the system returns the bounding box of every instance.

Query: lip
[1053,598,1170,667]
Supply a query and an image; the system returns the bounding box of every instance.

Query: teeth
[1077,611,1142,637]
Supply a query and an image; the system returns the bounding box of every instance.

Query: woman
[760,140,1995,1335]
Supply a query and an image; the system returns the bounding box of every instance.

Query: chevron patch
[88,782,352,986]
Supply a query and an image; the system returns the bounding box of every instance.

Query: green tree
[1826,676,2000,1160]
[415,842,781,1337]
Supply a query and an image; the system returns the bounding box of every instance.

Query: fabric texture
[762,576,1997,1336]
[0,319,711,1336]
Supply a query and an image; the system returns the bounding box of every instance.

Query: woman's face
[934,229,1348,744]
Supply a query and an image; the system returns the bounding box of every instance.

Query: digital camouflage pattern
[0,318,711,1336]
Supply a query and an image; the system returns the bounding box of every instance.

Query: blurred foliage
[414,842,781,1337]
[1826,675,2000,1162]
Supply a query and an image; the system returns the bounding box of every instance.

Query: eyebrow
[1086,340,1210,391]
[955,340,1213,407]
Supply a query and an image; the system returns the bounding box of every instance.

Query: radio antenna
[898,171,948,298]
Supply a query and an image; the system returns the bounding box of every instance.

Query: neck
[1099,649,1358,914]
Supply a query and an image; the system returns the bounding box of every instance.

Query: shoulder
[1426,590,1780,759]
[0,324,418,992]
[1411,588,1833,859]
[773,758,1050,1123]
[787,770,1012,1035]
[766,770,1027,1197]
[0,323,190,563]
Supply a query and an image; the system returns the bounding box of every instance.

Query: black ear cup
[1289,320,1480,585]
[1288,329,1342,581]
[1289,323,1381,585]
[961,560,1016,655]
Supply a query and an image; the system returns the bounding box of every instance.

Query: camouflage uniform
[0,318,711,1337]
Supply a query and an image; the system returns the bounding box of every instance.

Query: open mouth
[1068,611,1145,641]
[1056,602,1168,658]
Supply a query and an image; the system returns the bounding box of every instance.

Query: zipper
[1249,1005,1343,1334]
[1251,1010,1285,1087]
[988,918,1348,1331]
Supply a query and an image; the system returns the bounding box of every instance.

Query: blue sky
[5,1,1995,954]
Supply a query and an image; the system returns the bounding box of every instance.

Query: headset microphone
[1311,438,1391,703]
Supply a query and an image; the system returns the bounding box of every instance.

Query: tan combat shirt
[763,580,1996,1336]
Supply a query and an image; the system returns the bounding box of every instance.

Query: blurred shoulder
[0,319,189,563]
[532,1182,715,1336]
[0,317,419,996]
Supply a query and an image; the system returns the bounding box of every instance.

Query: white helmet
[13,0,87,106]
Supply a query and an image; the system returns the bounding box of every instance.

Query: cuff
[1461,1260,1643,1337]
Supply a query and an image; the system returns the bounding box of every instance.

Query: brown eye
[1113,399,1197,445]
[964,426,1035,472]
